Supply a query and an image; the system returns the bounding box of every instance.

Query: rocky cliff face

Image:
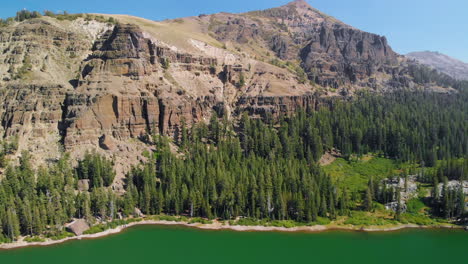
[63,24,222,150]
[236,94,319,118]
[0,18,107,162]
[0,1,458,177]
[299,25,398,88]
[207,0,402,91]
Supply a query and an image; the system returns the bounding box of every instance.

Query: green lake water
[0,225,467,264]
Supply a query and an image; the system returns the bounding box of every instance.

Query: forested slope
[1,88,467,242]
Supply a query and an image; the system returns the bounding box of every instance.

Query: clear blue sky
[1,0,467,62]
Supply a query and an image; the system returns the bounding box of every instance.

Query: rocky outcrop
[0,18,109,164]
[0,83,70,162]
[299,25,398,88]
[0,84,68,137]
[437,181,468,195]
[77,179,90,192]
[0,19,94,85]
[235,94,320,118]
[208,0,405,91]
[64,93,218,147]
[63,24,221,149]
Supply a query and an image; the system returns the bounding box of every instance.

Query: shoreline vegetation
[0,92,466,248]
[0,216,464,250]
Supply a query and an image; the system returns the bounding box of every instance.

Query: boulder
[77,179,90,192]
[99,134,117,151]
[437,181,468,195]
[134,207,144,217]
[385,202,407,213]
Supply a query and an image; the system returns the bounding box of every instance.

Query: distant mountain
[407,51,468,80]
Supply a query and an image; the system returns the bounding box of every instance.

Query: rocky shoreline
[0,220,464,250]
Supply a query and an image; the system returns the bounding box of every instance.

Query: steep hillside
[407,51,468,80]
[0,1,459,179]
[0,17,112,163]
[0,4,467,243]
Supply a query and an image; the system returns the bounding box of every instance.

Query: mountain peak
[286,0,312,9]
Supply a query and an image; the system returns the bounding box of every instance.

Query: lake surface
[0,225,467,264]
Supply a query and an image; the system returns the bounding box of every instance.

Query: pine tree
[395,188,402,221]
[6,207,20,240]
[457,184,465,218]
[364,187,373,212]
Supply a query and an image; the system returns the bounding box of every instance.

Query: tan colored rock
[134,207,144,217]
[99,134,117,151]
[77,179,90,192]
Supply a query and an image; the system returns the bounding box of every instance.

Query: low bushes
[344,211,394,226]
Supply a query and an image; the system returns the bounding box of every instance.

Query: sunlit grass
[323,155,398,193]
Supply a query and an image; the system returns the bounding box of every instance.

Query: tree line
[126,90,467,223]
[0,90,466,242]
[0,9,117,27]
[237,91,467,166]
[0,152,116,242]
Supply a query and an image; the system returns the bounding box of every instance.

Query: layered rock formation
[0,18,108,162]
[63,23,222,149]
[207,0,402,90]
[299,26,398,88]
[0,1,459,177]
[235,94,319,118]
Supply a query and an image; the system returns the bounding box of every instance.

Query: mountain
[0,2,467,243]
[406,51,468,80]
[0,1,459,178]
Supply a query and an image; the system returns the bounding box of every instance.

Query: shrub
[400,213,434,226]
[188,217,213,225]
[344,211,393,226]
[269,220,303,228]
[373,202,386,211]
[406,199,425,214]
[238,72,246,87]
[24,236,46,243]
[314,217,331,225]
[48,231,75,240]
[161,58,170,70]
[83,225,106,235]
[153,215,180,222]
[0,233,10,244]
[15,57,33,80]
[235,218,261,226]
